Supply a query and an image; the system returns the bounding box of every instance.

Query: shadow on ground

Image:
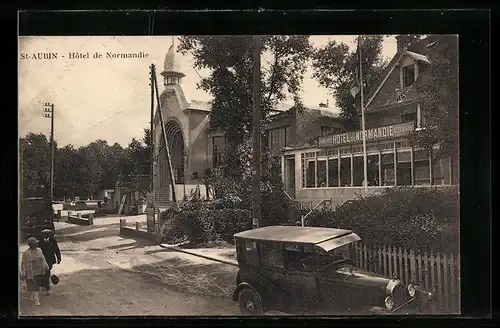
[55,223,120,236]
[56,226,121,243]
[19,265,237,316]
[132,255,239,298]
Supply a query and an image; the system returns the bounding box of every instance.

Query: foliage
[20,133,53,197]
[158,205,252,245]
[20,127,152,199]
[178,35,312,178]
[311,35,388,130]
[305,187,459,254]
[410,35,459,160]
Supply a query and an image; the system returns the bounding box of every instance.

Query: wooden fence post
[378,245,382,274]
[88,213,94,225]
[398,247,404,282]
[77,213,82,219]
[409,248,416,284]
[403,247,409,285]
[449,254,457,313]
[430,251,436,295]
[136,221,141,231]
[120,219,126,228]
[423,252,429,291]
[443,253,449,311]
[417,252,423,286]
[436,252,443,310]
[382,245,388,276]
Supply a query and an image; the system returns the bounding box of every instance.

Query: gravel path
[19,222,239,316]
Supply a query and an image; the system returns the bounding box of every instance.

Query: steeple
[161,36,185,86]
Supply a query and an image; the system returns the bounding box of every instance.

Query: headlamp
[384,296,394,310]
[407,284,416,297]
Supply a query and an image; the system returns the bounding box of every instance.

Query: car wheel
[238,287,264,315]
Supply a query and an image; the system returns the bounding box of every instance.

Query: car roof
[233,226,354,245]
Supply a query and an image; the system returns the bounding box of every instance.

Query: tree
[410,35,459,160]
[311,35,388,130]
[20,133,53,198]
[54,144,80,199]
[178,35,312,180]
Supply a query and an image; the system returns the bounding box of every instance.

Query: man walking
[38,229,61,295]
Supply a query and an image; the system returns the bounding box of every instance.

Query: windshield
[299,244,351,271]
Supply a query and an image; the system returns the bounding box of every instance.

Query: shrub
[305,187,459,254]
[158,205,252,246]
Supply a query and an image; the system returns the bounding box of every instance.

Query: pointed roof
[162,44,185,77]
[363,38,435,110]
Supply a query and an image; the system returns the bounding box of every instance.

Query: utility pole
[151,64,177,204]
[252,35,262,229]
[149,65,155,195]
[43,103,55,201]
[358,36,368,194]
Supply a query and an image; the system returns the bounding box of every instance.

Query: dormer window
[402,65,415,89]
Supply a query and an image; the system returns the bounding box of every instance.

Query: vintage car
[232,226,436,315]
[20,197,56,240]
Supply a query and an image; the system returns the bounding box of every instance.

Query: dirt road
[19,219,239,316]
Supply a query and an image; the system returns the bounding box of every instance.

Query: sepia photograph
[18,34,460,317]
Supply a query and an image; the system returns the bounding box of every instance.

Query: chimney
[395,35,405,53]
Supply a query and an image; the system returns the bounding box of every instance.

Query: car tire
[238,287,264,316]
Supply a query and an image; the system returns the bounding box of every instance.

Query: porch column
[281,154,286,185]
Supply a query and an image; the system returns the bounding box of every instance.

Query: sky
[18,35,397,148]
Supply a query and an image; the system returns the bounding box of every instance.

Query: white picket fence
[352,243,460,313]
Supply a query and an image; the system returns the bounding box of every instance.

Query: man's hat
[27,237,39,246]
[41,229,53,235]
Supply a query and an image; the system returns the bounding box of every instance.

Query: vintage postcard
[18,34,459,316]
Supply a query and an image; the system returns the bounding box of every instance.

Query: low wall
[296,185,459,207]
[119,219,158,244]
[67,213,94,226]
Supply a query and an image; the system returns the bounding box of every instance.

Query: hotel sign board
[318,121,415,147]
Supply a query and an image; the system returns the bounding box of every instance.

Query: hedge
[306,187,459,254]
[158,207,252,245]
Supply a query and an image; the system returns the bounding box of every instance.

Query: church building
[151,42,344,208]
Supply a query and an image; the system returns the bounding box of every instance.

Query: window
[212,136,224,168]
[353,156,364,187]
[401,112,417,124]
[402,65,415,88]
[267,126,290,152]
[175,168,184,184]
[367,154,380,186]
[382,153,395,186]
[340,157,352,187]
[283,244,313,271]
[328,158,339,187]
[397,150,412,186]
[414,149,431,185]
[301,154,306,188]
[317,160,327,187]
[260,242,284,268]
[321,126,333,136]
[237,240,260,265]
[306,160,316,188]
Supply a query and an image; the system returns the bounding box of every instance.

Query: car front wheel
[238,287,264,316]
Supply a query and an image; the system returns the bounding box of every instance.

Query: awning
[315,232,361,252]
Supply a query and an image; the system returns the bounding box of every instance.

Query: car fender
[358,306,392,315]
[232,282,262,302]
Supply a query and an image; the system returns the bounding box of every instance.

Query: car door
[259,241,290,309]
[283,243,319,312]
